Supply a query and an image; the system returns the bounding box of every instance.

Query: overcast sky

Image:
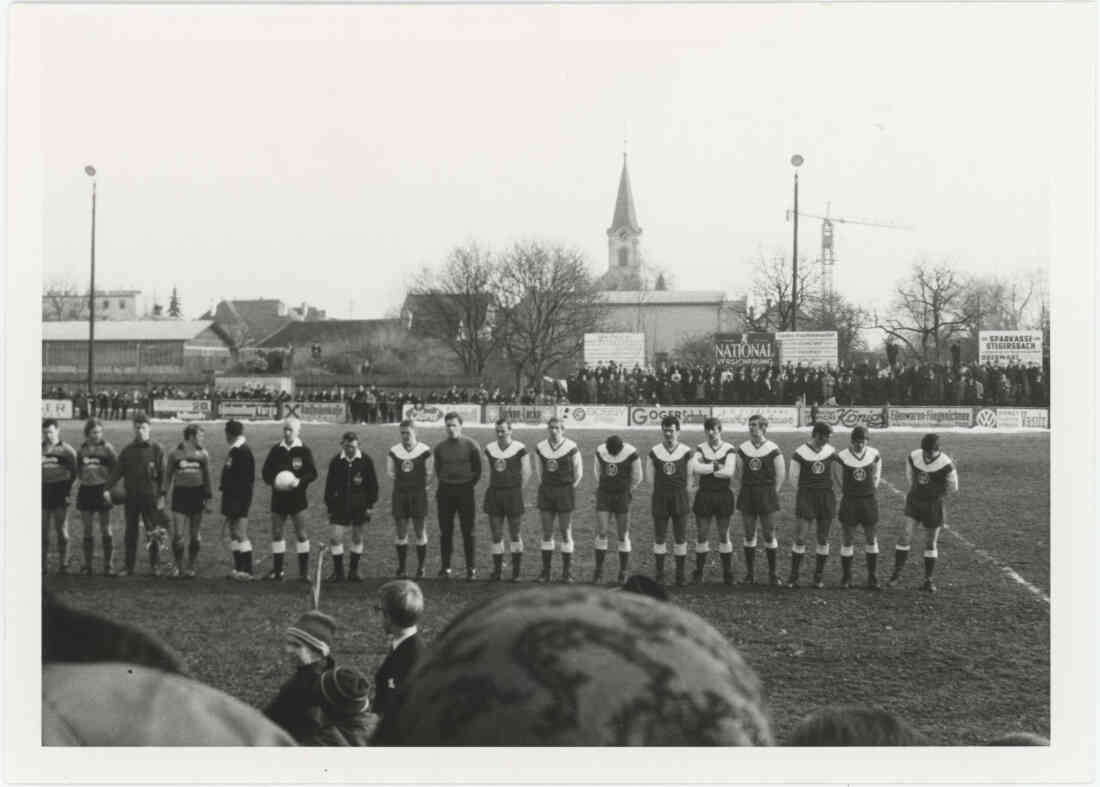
[33,3,1088,320]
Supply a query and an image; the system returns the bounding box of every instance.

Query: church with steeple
[599,154,646,291]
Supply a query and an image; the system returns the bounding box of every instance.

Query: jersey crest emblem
[495,458,507,472]
[401,459,413,473]
[918,472,930,485]
[663,461,676,476]
[605,463,619,477]
[225,458,232,468]
[291,457,303,471]
[546,458,559,473]
[853,467,866,482]
[811,460,825,475]
[352,473,363,486]
[749,457,762,472]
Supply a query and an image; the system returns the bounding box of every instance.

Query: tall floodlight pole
[790,154,803,331]
[85,165,97,398]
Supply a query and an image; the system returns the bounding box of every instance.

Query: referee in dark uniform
[221,420,256,580]
[431,412,482,580]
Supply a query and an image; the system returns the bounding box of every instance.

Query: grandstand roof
[42,320,227,342]
[598,290,731,306]
[607,155,641,235]
[260,319,403,347]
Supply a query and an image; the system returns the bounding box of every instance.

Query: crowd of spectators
[563,356,1049,408]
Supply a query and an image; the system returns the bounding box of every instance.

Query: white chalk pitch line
[880,478,1050,606]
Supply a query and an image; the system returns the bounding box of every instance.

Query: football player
[75,419,118,576]
[732,414,786,585]
[787,421,840,588]
[324,431,379,581]
[888,433,959,592]
[260,418,319,582]
[593,434,644,584]
[165,424,213,578]
[103,414,167,577]
[387,420,434,579]
[483,419,532,581]
[42,419,78,574]
[832,425,883,589]
[221,419,256,580]
[533,418,583,583]
[649,415,693,586]
[690,417,737,584]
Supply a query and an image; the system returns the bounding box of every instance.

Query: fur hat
[319,666,370,716]
[373,586,772,746]
[286,611,335,657]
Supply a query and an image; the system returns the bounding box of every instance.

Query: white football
[274,470,297,491]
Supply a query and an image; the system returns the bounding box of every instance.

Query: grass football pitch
[45,420,1050,745]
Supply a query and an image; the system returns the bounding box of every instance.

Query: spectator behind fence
[784,706,928,746]
[372,585,772,746]
[42,591,293,746]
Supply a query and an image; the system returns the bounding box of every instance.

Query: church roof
[607,155,641,235]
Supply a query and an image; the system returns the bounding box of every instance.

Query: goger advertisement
[629,405,711,427]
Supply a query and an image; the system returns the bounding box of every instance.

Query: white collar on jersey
[486,440,525,459]
[697,441,734,459]
[909,449,952,472]
[392,442,429,459]
[341,449,363,462]
[596,443,635,463]
[794,443,836,461]
[280,438,303,449]
[839,445,879,467]
[739,439,777,457]
[651,442,691,461]
[537,438,576,458]
[231,436,246,449]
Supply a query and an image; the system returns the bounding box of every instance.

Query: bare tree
[496,241,607,392]
[744,252,817,332]
[806,291,869,363]
[873,260,970,362]
[672,332,716,367]
[42,277,84,321]
[407,243,503,377]
[960,272,1038,333]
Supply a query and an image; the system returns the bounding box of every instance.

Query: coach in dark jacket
[373,580,426,720]
[324,432,379,581]
[104,414,167,576]
[260,418,318,580]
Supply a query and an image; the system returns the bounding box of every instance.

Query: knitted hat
[319,666,370,716]
[619,574,669,602]
[286,611,335,657]
[374,586,773,746]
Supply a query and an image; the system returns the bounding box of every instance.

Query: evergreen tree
[168,287,182,318]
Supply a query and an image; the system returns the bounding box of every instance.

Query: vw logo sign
[853,467,866,482]
[975,408,997,428]
[546,458,559,472]
[401,459,413,473]
[749,457,762,472]
[811,461,825,475]
[495,459,507,472]
[606,463,619,477]
[918,472,930,485]
[663,461,676,476]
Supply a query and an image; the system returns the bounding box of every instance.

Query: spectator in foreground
[619,574,669,602]
[301,666,378,746]
[264,610,337,742]
[372,585,772,746]
[785,706,928,746]
[372,580,426,720]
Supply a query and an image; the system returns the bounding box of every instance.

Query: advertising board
[583,333,646,367]
[978,331,1043,366]
[628,405,712,427]
[801,406,886,429]
[42,400,74,419]
[401,403,482,425]
[555,405,627,428]
[484,404,556,427]
[152,399,213,419]
[709,406,800,429]
[777,331,838,367]
[218,400,279,420]
[886,407,973,429]
[994,408,1049,429]
[713,333,776,365]
[283,401,347,423]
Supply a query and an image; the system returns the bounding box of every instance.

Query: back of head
[785,706,927,746]
[374,586,772,746]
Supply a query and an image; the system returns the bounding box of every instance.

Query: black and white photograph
[5,0,1096,781]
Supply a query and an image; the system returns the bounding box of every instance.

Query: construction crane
[786,203,914,298]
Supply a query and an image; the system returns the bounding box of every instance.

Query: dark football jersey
[77,441,117,486]
[168,445,211,489]
[649,443,693,493]
[737,440,782,488]
[536,438,579,487]
[837,446,881,498]
[389,442,432,491]
[907,450,957,500]
[791,443,838,490]
[485,440,527,488]
[695,441,736,492]
[595,443,639,494]
[42,441,77,487]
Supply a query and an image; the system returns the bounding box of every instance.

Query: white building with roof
[42,321,235,373]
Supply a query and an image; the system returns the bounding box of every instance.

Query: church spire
[608,154,641,234]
